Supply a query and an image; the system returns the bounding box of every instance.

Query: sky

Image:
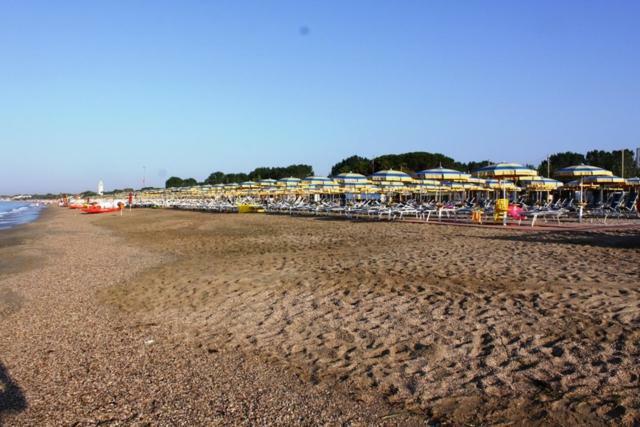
[1,0,639,194]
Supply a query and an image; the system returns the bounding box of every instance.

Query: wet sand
[1,208,640,425]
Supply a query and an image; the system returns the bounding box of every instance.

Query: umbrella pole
[579,177,584,223]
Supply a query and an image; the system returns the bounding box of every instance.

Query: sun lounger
[530,209,567,227]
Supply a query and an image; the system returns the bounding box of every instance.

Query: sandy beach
[1,208,639,425]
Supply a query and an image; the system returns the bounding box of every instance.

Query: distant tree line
[164,149,638,188]
[538,149,638,178]
[330,152,493,176]
[165,164,314,188]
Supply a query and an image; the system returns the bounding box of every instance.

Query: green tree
[165,176,184,188]
[330,155,372,176]
[205,171,226,184]
[248,164,313,180]
[586,149,636,177]
[537,152,585,177]
[462,160,493,173]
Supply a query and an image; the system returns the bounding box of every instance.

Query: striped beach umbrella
[626,177,640,186]
[555,165,614,221]
[564,179,598,189]
[416,167,470,181]
[519,176,563,191]
[258,178,277,187]
[484,179,519,190]
[414,178,441,186]
[277,177,302,187]
[333,172,369,185]
[369,169,414,183]
[474,163,537,179]
[376,181,406,191]
[582,175,626,186]
[240,181,258,189]
[467,177,487,186]
[474,163,534,199]
[302,176,336,186]
[555,164,613,178]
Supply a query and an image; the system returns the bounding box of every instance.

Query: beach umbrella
[376,181,406,192]
[277,177,302,187]
[474,162,537,179]
[369,169,414,183]
[467,177,486,186]
[258,178,278,187]
[415,167,470,202]
[582,175,627,206]
[555,164,614,221]
[564,179,598,190]
[582,175,625,186]
[484,179,519,190]
[555,164,613,178]
[519,176,563,191]
[416,166,470,181]
[333,172,369,185]
[334,172,374,195]
[302,176,339,197]
[212,184,226,193]
[519,176,562,204]
[474,162,536,200]
[240,181,258,189]
[302,176,336,186]
[414,178,441,186]
[626,177,640,187]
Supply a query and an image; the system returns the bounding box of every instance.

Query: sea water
[0,201,45,230]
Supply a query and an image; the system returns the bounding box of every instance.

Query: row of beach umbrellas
[134,163,638,199]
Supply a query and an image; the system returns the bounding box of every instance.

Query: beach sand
[1,208,640,425]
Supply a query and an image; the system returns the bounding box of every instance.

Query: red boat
[69,204,85,209]
[81,205,122,214]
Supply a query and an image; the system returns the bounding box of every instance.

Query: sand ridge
[98,209,640,425]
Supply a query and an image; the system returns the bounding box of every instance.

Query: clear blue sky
[1,0,639,194]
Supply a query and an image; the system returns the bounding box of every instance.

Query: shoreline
[0,202,49,232]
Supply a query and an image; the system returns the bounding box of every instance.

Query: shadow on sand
[0,362,27,416]
[480,230,640,249]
